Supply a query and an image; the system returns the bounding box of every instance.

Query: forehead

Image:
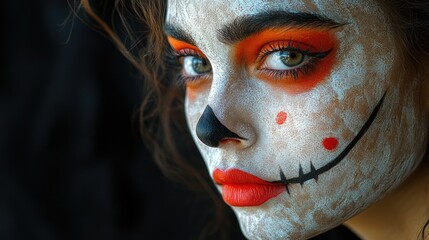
[166,0,387,73]
[166,0,383,37]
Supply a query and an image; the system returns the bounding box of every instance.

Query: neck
[344,161,429,240]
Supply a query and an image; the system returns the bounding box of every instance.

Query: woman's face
[166,0,428,239]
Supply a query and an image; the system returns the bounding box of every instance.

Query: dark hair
[380,2,429,238]
[381,0,429,71]
[78,0,236,238]
[78,0,429,239]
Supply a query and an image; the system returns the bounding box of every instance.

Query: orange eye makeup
[167,36,212,99]
[234,28,338,94]
[167,37,206,57]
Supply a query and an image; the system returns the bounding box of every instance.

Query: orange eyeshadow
[167,37,207,57]
[234,28,338,94]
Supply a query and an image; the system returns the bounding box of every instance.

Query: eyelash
[165,48,211,87]
[256,40,331,81]
[258,60,317,80]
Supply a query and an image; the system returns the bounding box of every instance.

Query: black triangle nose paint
[196,105,245,147]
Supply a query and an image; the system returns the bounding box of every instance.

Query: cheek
[185,90,208,134]
[273,110,340,150]
[267,89,348,153]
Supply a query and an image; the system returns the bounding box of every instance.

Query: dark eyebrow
[164,23,196,46]
[218,10,345,45]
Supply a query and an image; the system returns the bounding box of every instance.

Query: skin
[344,161,429,239]
[166,0,429,239]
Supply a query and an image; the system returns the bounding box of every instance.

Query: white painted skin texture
[167,0,428,239]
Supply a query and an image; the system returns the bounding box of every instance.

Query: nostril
[219,138,241,146]
[196,105,246,148]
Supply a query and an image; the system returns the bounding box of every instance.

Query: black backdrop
[1,1,359,239]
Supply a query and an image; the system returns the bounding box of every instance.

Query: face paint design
[273,91,385,187]
[166,0,428,239]
[235,28,337,94]
[276,111,287,125]
[323,137,339,151]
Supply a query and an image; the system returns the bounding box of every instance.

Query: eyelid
[175,48,203,58]
[233,28,337,65]
[167,36,207,58]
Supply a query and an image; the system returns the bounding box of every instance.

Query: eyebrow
[164,23,196,46]
[165,10,345,46]
[218,11,345,44]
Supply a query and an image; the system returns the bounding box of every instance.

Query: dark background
[1,1,359,239]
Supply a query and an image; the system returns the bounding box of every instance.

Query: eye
[234,29,337,93]
[255,40,331,82]
[260,50,307,71]
[166,37,213,88]
[180,56,212,77]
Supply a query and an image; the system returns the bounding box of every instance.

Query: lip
[213,169,285,207]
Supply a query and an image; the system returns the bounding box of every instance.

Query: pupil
[191,57,211,73]
[192,58,203,72]
[280,51,303,66]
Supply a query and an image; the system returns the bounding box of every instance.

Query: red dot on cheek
[276,111,287,125]
[322,137,339,151]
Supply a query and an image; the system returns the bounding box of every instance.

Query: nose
[196,105,246,147]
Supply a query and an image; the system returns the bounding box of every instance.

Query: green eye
[181,56,212,76]
[279,51,305,67]
[191,57,211,73]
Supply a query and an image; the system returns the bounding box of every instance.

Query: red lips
[213,169,285,207]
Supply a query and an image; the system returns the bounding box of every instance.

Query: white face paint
[166,0,428,239]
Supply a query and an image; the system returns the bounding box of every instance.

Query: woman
[81,0,429,239]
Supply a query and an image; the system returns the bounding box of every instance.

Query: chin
[231,194,355,240]
[225,154,419,240]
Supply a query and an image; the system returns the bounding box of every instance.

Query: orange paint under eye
[234,28,338,94]
[186,79,211,101]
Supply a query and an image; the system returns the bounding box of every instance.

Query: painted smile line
[272,91,387,193]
